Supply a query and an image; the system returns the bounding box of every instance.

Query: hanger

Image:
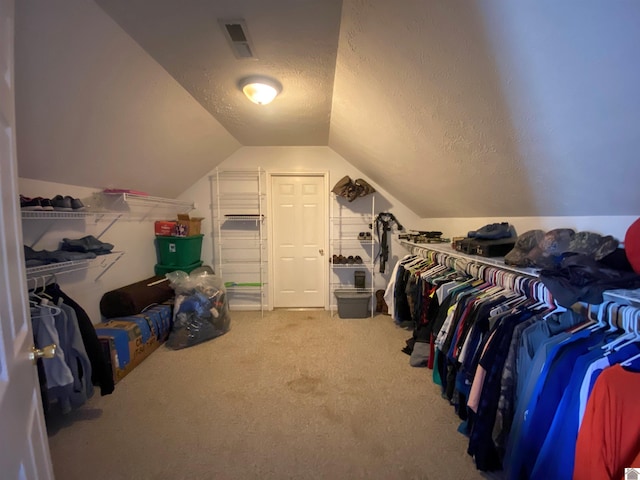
[602,306,635,352]
[29,302,62,318]
[610,308,640,352]
[35,275,54,300]
[621,310,640,366]
[29,284,62,317]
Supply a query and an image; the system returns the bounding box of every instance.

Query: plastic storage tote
[155,234,203,266]
[154,260,204,276]
[334,289,371,318]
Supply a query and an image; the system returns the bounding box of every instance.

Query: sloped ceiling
[15,0,640,217]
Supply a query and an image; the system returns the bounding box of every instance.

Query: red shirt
[574,364,640,480]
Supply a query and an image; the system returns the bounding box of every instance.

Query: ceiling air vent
[219,18,257,60]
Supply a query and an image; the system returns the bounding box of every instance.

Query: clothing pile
[24,235,114,267]
[504,228,640,307]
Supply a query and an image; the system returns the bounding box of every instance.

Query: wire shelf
[21,210,123,220]
[99,192,194,215]
[25,251,125,282]
[400,241,540,278]
[224,214,264,222]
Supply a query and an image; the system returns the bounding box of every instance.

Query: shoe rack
[329,192,376,317]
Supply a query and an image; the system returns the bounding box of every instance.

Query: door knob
[319,249,324,256]
[29,344,57,364]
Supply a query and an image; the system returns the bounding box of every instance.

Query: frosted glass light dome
[240,77,282,105]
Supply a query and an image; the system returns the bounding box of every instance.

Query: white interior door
[0,0,55,477]
[271,175,326,308]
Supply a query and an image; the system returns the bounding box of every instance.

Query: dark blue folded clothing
[61,235,114,254]
[24,245,97,265]
[468,222,515,240]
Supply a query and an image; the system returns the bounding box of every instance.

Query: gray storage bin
[335,289,371,318]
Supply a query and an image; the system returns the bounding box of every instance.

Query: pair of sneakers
[358,232,372,241]
[20,194,85,211]
[20,195,54,211]
[332,254,363,264]
[52,195,86,211]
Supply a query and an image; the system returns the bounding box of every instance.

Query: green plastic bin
[155,235,203,266]
[154,261,203,276]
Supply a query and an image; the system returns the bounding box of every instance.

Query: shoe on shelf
[347,255,355,264]
[20,195,43,211]
[354,255,363,264]
[36,197,54,211]
[69,197,86,210]
[52,195,72,211]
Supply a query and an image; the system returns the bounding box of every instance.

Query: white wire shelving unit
[329,194,376,317]
[209,168,267,315]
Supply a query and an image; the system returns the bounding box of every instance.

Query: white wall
[20,157,638,322]
[180,146,640,312]
[20,178,163,323]
[179,146,420,308]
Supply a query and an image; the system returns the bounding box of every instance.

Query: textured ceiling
[330,0,640,217]
[15,0,640,217]
[94,0,342,146]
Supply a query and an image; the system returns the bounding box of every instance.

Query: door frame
[267,171,329,310]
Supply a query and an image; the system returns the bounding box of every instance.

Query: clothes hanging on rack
[41,282,115,398]
[31,292,93,415]
[392,243,640,479]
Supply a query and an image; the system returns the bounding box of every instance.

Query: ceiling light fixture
[240,76,282,105]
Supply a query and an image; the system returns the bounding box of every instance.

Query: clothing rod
[400,240,540,278]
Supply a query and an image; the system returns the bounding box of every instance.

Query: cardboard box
[155,220,177,236]
[175,214,204,237]
[96,319,165,383]
[118,305,172,344]
[98,336,117,384]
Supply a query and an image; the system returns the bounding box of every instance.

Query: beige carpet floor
[46,310,491,480]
